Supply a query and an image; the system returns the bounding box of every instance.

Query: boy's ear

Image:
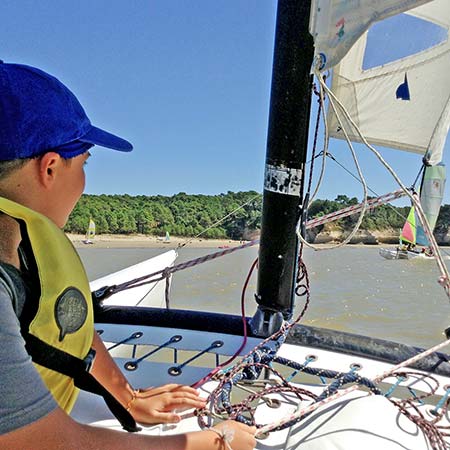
[37,152,62,187]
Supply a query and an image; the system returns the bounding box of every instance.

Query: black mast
[251,0,314,336]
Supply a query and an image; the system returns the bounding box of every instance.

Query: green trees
[64,192,450,240]
[65,191,262,239]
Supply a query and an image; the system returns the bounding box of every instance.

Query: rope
[191,258,258,388]
[194,330,450,448]
[93,184,410,305]
[196,249,312,426]
[305,189,406,229]
[93,239,260,301]
[323,151,433,238]
[183,236,450,448]
[297,72,370,251]
[411,192,450,296]
[305,79,326,204]
[255,337,450,437]
[309,73,331,204]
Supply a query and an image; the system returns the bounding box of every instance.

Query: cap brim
[79,126,133,152]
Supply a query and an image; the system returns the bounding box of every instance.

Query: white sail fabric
[310,0,432,70]
[415,164,446,246]
[86,218,96,239]
[326,0,450,165]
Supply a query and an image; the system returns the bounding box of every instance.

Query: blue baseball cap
[0,61,133,161]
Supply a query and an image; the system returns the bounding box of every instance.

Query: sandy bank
[67,233,245,249]
[67,233,398,250]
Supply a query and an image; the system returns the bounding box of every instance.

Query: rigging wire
[326,151,440,238]
[297,72,369,251]
[304,79,326,203]
[176,194,261,250]
[315,69,450,298]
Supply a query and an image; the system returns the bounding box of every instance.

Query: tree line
[65,191,262,239]
[64,192,450,239]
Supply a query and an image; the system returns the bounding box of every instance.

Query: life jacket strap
[24,333,141,432]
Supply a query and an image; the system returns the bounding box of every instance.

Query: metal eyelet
[168,366,182,376]
[124,361,138,371]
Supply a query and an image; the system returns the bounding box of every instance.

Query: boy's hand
[210,421,257,450]
[129,383,206,425]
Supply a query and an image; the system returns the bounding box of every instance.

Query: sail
[400,205,416,245]
[310,0,432,70]
[86,219,96,241]
[399,164,446,247]
[415,164,446,246]
[325,0,450,165]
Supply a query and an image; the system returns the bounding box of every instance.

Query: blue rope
[212,329,383,431]
[432,387,450,414]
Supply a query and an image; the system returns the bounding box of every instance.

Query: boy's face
[49,151,90,228]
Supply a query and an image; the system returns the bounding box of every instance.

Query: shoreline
[66,233,416,249]
[67,233,246,249]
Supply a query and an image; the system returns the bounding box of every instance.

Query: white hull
[379,247,431,260]
[71,308,450,449]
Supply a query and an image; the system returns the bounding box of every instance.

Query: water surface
[77,245,450,349]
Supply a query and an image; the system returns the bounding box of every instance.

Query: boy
[0,61,256,450]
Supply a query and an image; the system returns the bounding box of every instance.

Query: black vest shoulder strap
[24,333,140,432]
[0,263,140,433]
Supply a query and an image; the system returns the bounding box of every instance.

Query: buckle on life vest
[84,348,96,372]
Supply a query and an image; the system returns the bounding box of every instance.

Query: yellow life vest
[0,197,93,412]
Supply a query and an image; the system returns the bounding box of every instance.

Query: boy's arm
[0,406,256,450]
[90,331,135,406]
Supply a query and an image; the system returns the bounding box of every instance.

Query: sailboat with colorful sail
[82,218,96,245]
[379,164,446,259]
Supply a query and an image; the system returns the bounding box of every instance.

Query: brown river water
[76,245,450,350]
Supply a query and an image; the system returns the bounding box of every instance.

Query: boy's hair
[0,154,75,180]
[0,158,31,179]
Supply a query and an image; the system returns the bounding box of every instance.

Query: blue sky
[1,1,449,206]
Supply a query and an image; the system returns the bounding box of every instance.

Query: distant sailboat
[156,230,171,243]
[82,218,96,245]
[379,164,446,259]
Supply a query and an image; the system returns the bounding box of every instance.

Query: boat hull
[89,250,177,307]
[379,247,431,260]
[70,306,450,449]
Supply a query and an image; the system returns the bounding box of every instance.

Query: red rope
[191,258,259,388]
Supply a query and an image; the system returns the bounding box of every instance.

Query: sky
[1,1,449,206]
